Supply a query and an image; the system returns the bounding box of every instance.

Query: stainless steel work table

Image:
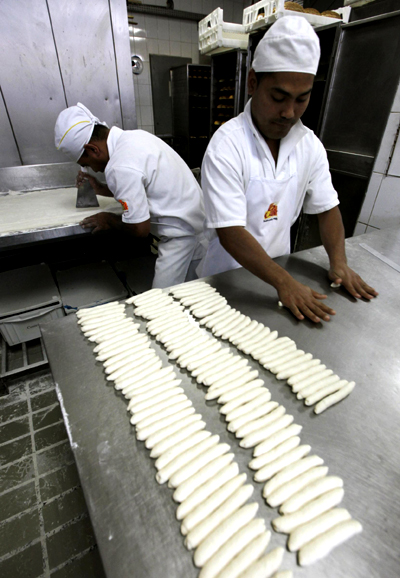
[41,227,400,578]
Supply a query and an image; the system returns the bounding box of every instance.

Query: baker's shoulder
[207,114,246,154]
[296,122,326,157]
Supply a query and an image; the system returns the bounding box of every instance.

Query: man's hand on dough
[328,264,378,300]
[278,277,335,324]
[80,212,113,234]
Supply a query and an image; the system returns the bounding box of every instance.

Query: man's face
[78,144,108,173]
[248,70,314,141]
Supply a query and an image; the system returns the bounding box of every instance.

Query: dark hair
[90,123,109,141]
[254,71,272,86]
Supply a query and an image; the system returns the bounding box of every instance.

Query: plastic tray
[199,7,249,55]
[0,304,65,346]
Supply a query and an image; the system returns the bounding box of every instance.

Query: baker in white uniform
[54,104,206,288]
[199,16,377,323]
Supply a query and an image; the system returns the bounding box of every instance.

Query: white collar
[106,126,124,159]
[244,99,308,175]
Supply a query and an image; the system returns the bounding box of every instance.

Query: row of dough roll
[126,283,362,567]
[76,298,287,578]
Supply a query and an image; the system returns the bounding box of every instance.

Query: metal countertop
[41,226,400,578]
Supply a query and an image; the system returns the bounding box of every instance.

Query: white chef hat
[252,16,320,75]
[54,102,108,162]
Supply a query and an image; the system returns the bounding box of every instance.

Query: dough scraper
[76,168,100,208]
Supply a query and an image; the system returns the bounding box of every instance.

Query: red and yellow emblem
[264,203,278,222]
[118,200,129,211]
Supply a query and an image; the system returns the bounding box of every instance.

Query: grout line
[26,382,51,578]
[48,544,98,576]
[0,536,43,564]
[44,511,89,539]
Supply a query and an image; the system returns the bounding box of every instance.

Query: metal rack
[0,336,48,395]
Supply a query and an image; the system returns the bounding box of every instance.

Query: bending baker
[199,16,377,323]
[54,103,206,288]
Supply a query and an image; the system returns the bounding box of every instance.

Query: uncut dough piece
[149,421,207,458]
[193,503,259,568]
[280,475,344,514]
[272,572,293,578]
[216,531,271,578]
[288,508,351,552]
[182,473,247,536]
[136,399,193,430]
[249,437,301,471]
[136,406,195,441]
[314,381,356,414]
[176,462,240,520]
[228,401,279,433]
[220,387,266,416]
[254,423,302,457]
[225,392,272,423]
[130,393,189,425]
[145,414,203,450]
[216,380,265,405]
[254,445,311,482]
[267,466,329,508]
[126,287,163,304]
[169,442,230,488]
[192,350,233,377]
[154,430,211,471]
[198,518,266,578]
[298,519,362,566]
[272,488,345,534]
[288,365,329,388]
[235,406,286,439]
[128,378,182,404]
[235,547,284,578]
[230,320,259,344]
[240,414,294,449]
[296,374,339,399]
[290,368,333,392]
[209,377,263,401]
[173,453,235,503]
[156,435,220,484]
[263,455,324,498]
[207,370,259,394]
[184,484,254,550]
[305,380,347,406]
[277,359,320,381]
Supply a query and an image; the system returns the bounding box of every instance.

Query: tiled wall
[129,1,250,134]
[354,81,400,236]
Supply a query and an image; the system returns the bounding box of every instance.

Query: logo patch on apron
[264,202,278,222]
[118,200,129,211]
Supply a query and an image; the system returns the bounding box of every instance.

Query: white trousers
[152,235,206,289]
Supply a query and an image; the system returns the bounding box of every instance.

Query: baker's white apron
[199,119,299,277]
[152,233,206,289]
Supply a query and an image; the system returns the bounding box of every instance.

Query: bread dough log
[145,414,203,450]
[128,380,183,407]
[296,375,339,399]
[305,380,348,406]
[253,423,303,458]
[155,430,211,471]
[163,326,201,350]
[222,316,251,340]
[276,359,321,381]
[272,572,293,578]
[149,421,207,458]
[280,475,344,514]
[96,335,149,361]
[77,300,123,316]
[135,399,193,431]
[103,345,154,370]
[215,380,266,405]
[170,282,214,297]
[178,342,222,368]
[141,303,185,321]
[169,334,212,360]
[225,392,272,423]
[268,350,306,373]
[128,385,185,414]
[184,484,255,549]
[272,488,345,534]
[208,365,257,392]
[235,406,286,439]
[130,393,189,425]
[126,288,163,304]
[93,326,140,352]
[181,473,247,536]
[220,387,266,416]
[176,462,240,520]
[181,292,218,307]
[288,364,328,387]
[80,312,126,330]
[254,445,311,483]
[207,377,263,401]
[169,442,230,488]
[192,299,228,319]
[228,401,278,433]
[193,503,259,567]
[202,357,249,387]
[237,547,285,578]
[215,531,271,578]
[173,453,235,503]
[125,374,180,404]
[156,435,220,483]
[241,330,277,356]
[230,320,259,344]
[136,406,195,441]
[201,306,234,328]
[198,518,266,578]
[263,455,325,498]
[240,414,294,449]
[88,319,135,341]
[288,507,351,552]
[298,519,362,566]
[130,291,170,307]
[249,437,301,471]
[314,381,356,414]
[134,297,174,317]
[188,293,224,309]
[213,311,242,336]
[106,354,161,382]
[259,343,297,366]
[267,466,329,508]
[264,349,305,370]
[234,322,265,346]
[289,369,333,393]
[251,338,294,361]
[191,350,233,376]
[121,365,175,395]
[146,316,187,336]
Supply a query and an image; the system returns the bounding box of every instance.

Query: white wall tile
[181,43,193,58]
[158,39,171,55]
[374,112,400,174]
[134,38,149,62]
[169,19,181,42]
[157,17,170,40]
[180,21,193,43]
[192,44,200,64]
[145,15,159,39]
[133,24,147,39]
[192,21,200,44]
[137,84,152,108]
[392,81,400,113]
[358,172,383,224]
[202,0,213,16]
[388,132,400,177]
[141,105,154,126]
[369,175,400,229]
[147,38,159,56]
[366,224,380,233]
[353,222,367,236]
[135,105,142,127]
[170,41,182,57]
[139,62,151,85]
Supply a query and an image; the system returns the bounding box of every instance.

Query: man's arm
[217,226,335,323]
[317,206,378,299]
[80,213,150,237]
[76,171,113,197]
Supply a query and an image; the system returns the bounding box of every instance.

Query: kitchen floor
[0,369,106,578]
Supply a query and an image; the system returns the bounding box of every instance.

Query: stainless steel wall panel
[47,0,122,129]
[0,90,21,168]
[109,0,137,129]
[0,1,68,165]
